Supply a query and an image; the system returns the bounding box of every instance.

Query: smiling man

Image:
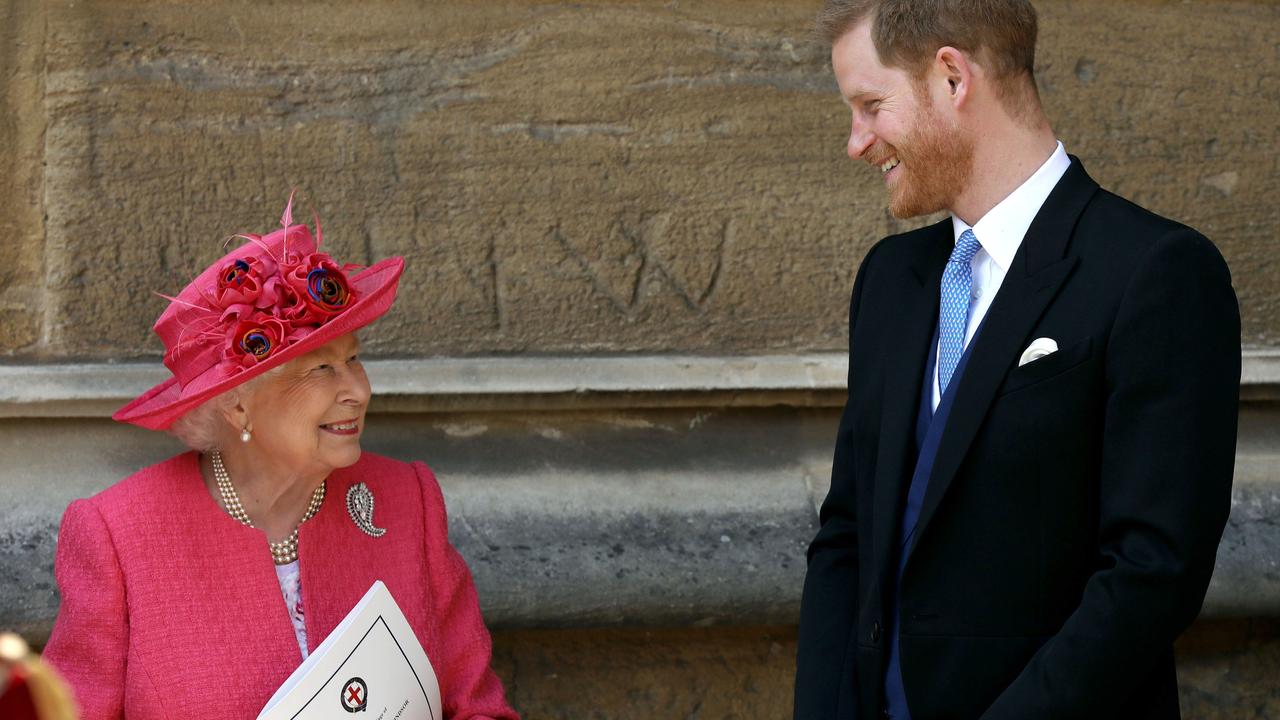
[794,1,1242,719]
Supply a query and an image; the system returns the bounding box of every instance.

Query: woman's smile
[320,419,361,436]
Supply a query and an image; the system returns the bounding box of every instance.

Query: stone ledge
[1241,349,1280,401]
[0,354,849,416]
[1,349,1278,416]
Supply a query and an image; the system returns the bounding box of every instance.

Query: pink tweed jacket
[44,451,518,720]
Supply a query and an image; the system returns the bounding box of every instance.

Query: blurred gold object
[0,632,78,720]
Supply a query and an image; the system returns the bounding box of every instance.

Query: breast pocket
[997,337,1094,397]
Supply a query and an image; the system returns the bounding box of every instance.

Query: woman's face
[240,333,371,479]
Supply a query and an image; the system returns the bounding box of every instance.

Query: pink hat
[114,196,404,431]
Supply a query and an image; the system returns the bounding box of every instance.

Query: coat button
[871,621,882,642]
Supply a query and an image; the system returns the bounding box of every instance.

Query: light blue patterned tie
[938,229,983,394]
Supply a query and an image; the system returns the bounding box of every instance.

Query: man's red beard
[881,95,975,219]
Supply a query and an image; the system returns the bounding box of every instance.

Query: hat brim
[113,256,405,431]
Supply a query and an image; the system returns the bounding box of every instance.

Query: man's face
[832,21,973,218]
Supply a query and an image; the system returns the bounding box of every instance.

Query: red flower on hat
[280,253,356,327]
[227,313,290,368]
[211,254,285,313]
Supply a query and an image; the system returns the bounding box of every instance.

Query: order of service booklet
[258,581,442,720]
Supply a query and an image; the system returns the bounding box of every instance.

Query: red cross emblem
[341,677,368,713]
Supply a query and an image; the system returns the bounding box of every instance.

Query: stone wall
[0,0,1277,361]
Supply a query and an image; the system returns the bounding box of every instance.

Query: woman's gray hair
[168,368,279,451]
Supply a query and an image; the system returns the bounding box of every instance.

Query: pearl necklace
[211,450,326,565]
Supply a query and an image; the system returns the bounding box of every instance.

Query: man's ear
[934,45,974,109]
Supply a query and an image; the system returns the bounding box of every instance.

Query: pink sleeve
[413,462,519,720]
[42,499,128,720]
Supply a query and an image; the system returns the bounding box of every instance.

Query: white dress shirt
[931,141,1072,410]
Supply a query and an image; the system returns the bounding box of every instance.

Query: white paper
[258,581,442,720]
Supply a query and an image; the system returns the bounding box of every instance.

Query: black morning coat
[794,159,1241,719]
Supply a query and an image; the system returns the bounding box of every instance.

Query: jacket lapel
[907,159,1100,560]
[870,222,952,593]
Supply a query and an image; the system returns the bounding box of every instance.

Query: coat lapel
[907,160,1100,560]
[870,222,952,593]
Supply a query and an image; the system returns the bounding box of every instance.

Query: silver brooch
[346,482,386,538]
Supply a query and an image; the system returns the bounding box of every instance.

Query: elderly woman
[43,199,517,720]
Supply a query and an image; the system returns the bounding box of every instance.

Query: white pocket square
[1018,337,1059,367]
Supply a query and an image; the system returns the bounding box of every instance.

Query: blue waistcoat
[882,323,982,719]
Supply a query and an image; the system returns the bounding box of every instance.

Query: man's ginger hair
[819,0,1042,121]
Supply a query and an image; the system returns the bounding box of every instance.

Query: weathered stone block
[491,625,797,719]
[1176,619,1280,719]
[0,1,47,358]
[36,1,856,359]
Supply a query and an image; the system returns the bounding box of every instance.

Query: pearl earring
[240,427,252,443]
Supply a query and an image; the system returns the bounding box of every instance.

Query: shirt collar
[951,141,1072,272]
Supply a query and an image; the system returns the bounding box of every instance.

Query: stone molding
[2,351,1277,641]
[2,350,1278,417]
